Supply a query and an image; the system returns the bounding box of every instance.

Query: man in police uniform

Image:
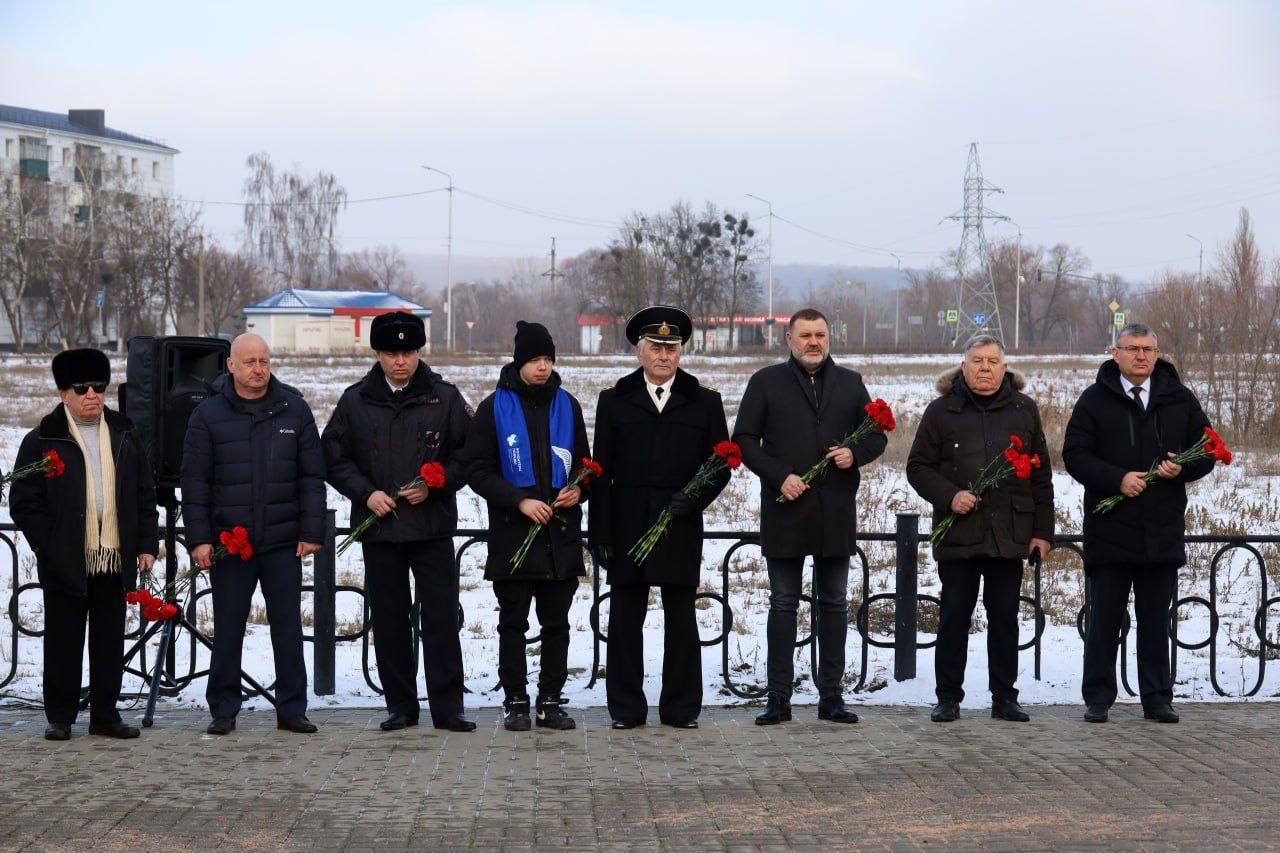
[588,306,731,729]
[322,311,476,732]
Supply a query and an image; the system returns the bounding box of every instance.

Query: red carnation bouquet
[778,399,896,503]
[214,525,254,561]
[628,441,742,565]
[0,449,66,501]
[509,457,603,572]
[929,434,1042,547]
[337,461,447,556]
[1093,426,1232,514]
[126,527,255,622]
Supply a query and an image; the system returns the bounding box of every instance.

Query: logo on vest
[279,428,296,435]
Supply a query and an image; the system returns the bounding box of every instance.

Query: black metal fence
[3,515,1278,702]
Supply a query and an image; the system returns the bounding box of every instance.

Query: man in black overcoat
[588,306,731,729]
[906,334,1054,723]
[465,322,590,731]
[1063,323,1217,724]
[733,308,887,725]
[11,348,159,740]
[322,311,476,733]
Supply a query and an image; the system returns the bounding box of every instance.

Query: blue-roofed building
[243,288,432,353]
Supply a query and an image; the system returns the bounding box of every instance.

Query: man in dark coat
[465,322,590,731]
[906,335,1054,723]
[588,306,730,729]
[1063,323,1216,724]
[321,311,475,732]
[181,333,326,736]
[11,348,159,741]
[734,308,887,725]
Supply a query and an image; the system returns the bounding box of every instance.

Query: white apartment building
[0,106,178,347]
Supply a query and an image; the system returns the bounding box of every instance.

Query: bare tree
[242,152,347,290]
[0,165,53,351]
[342,244,412,292]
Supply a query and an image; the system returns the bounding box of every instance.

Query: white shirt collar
[386,376,409,394]
[644,375,674,394]
[1119,374,1151,395]
[644,374,674,411]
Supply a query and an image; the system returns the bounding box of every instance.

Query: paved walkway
[0,704,1277,850]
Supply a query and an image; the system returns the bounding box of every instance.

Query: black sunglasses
[69,381,108,396]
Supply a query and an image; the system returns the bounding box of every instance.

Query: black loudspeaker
[121,335,231,490]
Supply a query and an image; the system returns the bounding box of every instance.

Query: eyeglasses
[70,381,108,396]
[1117,345,1158,355]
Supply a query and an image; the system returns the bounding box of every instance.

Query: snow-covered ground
[2,351,1279,713]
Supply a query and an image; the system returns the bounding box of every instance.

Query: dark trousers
[363,538,464,723]
[208,546,308,720]
[43,572,125,726]
[494,577,578,700]
[765,556,849,701]
[935,557,1024,704]
[1082,562,1177,708]
[607,583,701,724]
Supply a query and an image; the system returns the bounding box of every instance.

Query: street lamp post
[890,253,902,348]
[421,165,454,352]
[746,194,774,348]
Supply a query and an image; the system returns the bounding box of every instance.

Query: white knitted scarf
[64,406,121,575]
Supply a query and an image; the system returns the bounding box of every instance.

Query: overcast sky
[3,0,1278,281]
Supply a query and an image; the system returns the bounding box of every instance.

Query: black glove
[595,545,614,567]
[668,492,699,518]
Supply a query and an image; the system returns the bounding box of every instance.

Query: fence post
[313,508,337,696]
[894,512,919,682]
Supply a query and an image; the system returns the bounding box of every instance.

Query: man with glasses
[1063,323,1217,724]
[181,333,326,735]
[11,348,159,740]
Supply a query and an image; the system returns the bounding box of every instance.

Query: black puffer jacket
[180,374,326,553]
[1062,358,1215,568]
[10,405,159,597]
[906,367,1054,561]
[322,361,471,544]
[465,363,591,581]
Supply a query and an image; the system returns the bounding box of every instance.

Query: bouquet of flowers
[929,434,1041,547]
[778,399,896,502]
[0,449,66,501]
[628,441,742,565]
[509,457,603,572]
[337,461,446,556]
[1093,426,1232,514]
[126,527,255,622]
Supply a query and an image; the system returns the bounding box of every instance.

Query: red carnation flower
[42,449,66,478]
[158,603,179,621]
[142,603,162,621]
[1030,453,1042,468]
[419,462,447,489]
[1003,447,1019,463]
[125,590,142,605]
[1009,434,1024,451]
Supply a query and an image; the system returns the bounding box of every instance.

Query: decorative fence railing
[3,514,1278,703]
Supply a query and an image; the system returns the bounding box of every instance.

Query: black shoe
[44,723,71,741]
[277,715,318,734]
[662,719,698,729]
[380,712,418,731]
[754,693,792,726]
[435,715,477,732]
[503,696,532,732]
[89,720,141,739]
[1083,704,1109,723]
[610,719,645,730]
[931,701,960,723]
[535,695,576,730]
[992,700,1030,722]
[817,700,859,724]
[207,717,236,735]
[1143,703,1180,723]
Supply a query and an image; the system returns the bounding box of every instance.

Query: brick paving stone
[0,704,1278,849]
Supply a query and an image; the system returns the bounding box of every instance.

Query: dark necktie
[1130,386,1143,409]
[655,387,664,402]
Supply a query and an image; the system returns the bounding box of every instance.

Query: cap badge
[658,323,671,336]
[398,332,405,340]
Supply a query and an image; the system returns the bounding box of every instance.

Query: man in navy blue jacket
[181,333,326,735]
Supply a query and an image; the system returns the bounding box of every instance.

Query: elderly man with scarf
[11,348,159,741]
[464,321,591,731]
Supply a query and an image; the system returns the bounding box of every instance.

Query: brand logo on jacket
[279,428,296,435]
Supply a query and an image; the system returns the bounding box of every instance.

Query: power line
[772,213,947,259]
[178,187,449,207]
